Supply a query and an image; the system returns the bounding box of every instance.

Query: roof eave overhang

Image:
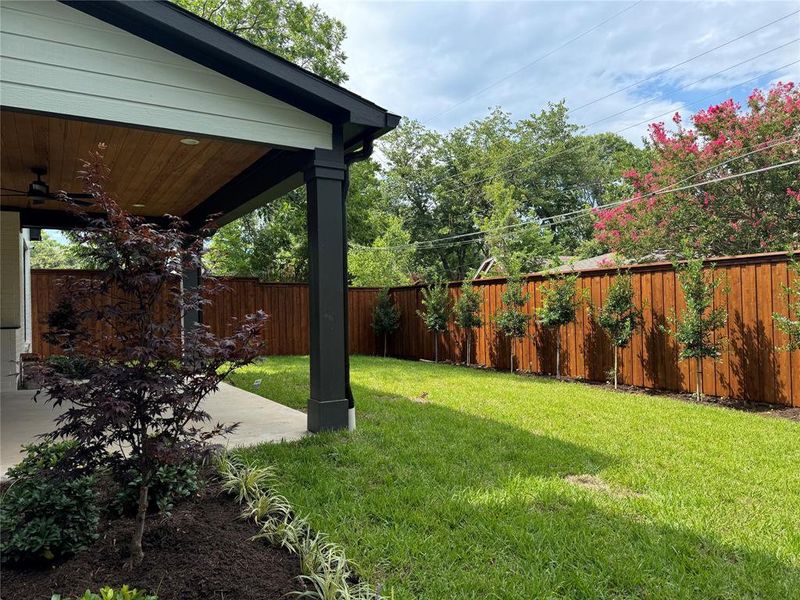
[59,0,398,136]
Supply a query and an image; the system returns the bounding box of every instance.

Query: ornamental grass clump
[218,455,384,600]
[595,271,643,389]
[453,282,482,366]
[28,145,267,567]
[417,279,450,363]
[537,273,581,378]
[664,257,727,401]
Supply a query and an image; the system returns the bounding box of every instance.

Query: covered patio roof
[0,0,399,431]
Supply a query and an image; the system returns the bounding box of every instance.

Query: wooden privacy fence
[30,271,381,360]
[31,251,799,406]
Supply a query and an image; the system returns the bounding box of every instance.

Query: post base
[307,398,349,432]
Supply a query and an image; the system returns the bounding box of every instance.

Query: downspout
[342,137,374,431]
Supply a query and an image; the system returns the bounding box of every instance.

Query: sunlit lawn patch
[230,356,800,599]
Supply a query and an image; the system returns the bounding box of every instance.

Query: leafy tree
[30,147,267,566]
[594,83,800,260]
[348,214,414,287]
[595,271,643,388]
[773,257,800,351]
[30,231,86,269]
[453,282,482,366]
[175,0,348,84]
[537,273,580,378]
[371,288,400,357]
[417,279,450,363]
[664,258,727,401]
[494,272,530,373]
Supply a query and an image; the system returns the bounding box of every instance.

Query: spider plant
[218,456,275,504]
[242,490,293,523]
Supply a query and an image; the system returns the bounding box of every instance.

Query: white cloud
[317,0,799,143]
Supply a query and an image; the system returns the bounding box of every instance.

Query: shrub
[28,146,267,566]
[664,257,727,401]
[453,283,482,366]
[0,442,100,564]
[595,271,643,388]
[537,274,581,378]
[773,256,800,351]
[494,274,530,373]
[114,460,200,516]
[417,280,450,363]
[46,354,93,379]
[53,585,158,600]
[371,288,401,358]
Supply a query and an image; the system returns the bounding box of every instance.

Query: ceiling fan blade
[1,187,27,194]
[62,192,94,199]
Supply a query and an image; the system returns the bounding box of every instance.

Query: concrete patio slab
[0,382,306,478]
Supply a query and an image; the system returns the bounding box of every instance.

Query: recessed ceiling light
[180,138,200,145]
[132,203,146,208]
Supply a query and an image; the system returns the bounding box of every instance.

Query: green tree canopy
[174,0,348,84]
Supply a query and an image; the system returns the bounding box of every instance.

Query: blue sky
[317,0,799,143]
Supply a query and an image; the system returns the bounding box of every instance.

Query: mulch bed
[1,484,302,600]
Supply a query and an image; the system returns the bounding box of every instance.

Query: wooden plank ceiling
[0,109,271,218]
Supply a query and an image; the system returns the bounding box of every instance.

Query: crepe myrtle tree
[537,273,580,379]
[773,256,800,352]
[29,145,267,567]
[494,273,530,373]
[595,271,643,389]
[371,287,401,357]
[417,279,450,363]
[664,257,727,401]
[453,282,482,366]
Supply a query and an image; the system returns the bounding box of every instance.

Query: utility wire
[413,58,800,197]
[569,9,800,114]
[583,38,799,130]
[422,1,643,123]
[354,151,800,252]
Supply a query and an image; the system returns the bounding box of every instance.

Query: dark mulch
[1,485,301,600]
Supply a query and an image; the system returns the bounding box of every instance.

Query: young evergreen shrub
[114,460,200,516]
[453,283,482,366]
[0,441,100,564]
[773,257,800,351]
[494,275,530,373]
[595,272,643,388]
[537,274,580,378]
[664,258,727,401]
[371,288,401,358]
[417,280,450,363]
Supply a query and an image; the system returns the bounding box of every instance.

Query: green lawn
[229,355,800,600]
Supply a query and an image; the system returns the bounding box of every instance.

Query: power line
[354,152,800,252]
[582,38,799,130]
[421,1,643,123]
[570,9,800,115]
[414,58,799,197]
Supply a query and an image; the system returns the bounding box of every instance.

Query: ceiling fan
[1,167,95,207]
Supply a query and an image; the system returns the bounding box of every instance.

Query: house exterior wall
[0,211,30,391]
[0,0,333,149]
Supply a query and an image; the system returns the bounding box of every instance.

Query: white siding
[0,212,22,390]
[0,1,332,149]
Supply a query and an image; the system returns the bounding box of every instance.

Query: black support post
[182,265,202,333]
[305,143,349,432]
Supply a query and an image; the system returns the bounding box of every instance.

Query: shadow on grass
[238,374,798,599]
